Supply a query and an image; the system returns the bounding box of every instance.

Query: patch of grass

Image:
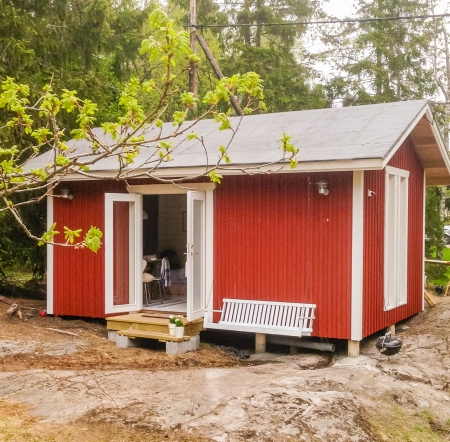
[370,406,448,442]
[0,400,212,442]
[426,248,450,286]
[419,409,435,423]
[442,248,450,261]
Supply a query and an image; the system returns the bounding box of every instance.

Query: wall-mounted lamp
[60,188,73,200]
[315,180,329,196]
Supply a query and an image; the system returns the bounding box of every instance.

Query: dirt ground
[2,296,450,441]
[0,298,242,373]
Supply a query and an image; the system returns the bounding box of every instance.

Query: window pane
[192,199,203,311]
[384,171,408,310]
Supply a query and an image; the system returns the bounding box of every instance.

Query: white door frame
[186,191,206,321]
[104,193,143,314]
[126,184,214,320]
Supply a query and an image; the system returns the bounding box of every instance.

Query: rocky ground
[1,296,450,441]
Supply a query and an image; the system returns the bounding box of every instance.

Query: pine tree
[320,0,436,105]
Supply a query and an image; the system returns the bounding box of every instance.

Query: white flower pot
[175,326,184,338]
[168,323,176,336]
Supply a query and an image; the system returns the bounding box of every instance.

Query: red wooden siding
[214,172,353,339]
[53,180,127,317]
[113,201,130,306]
[363,137,424,337]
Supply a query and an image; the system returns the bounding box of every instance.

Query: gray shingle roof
[29,99,437,174]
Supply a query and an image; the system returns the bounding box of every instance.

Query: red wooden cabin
[38,100,450,355]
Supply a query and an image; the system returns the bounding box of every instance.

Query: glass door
[104,193,142,314]
[186,191,206,321]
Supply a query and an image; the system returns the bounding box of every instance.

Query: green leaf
[56,155,70,167]
[208,170,223,184]
[38,223,59,246]
[30,168,48,181]
[84,226,103,253]
[31,128,53,144]
[64,226,82,244]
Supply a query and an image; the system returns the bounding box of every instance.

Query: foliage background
[0,0,449,286]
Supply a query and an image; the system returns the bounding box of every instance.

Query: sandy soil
[1,296,450,441]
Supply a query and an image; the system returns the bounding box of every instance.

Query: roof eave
[382,101,450,186]
[62,158,385,181]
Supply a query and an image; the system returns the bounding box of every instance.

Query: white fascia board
[63,158,385,181]
[351,171,364,341]
[382,102,429,167]
[426,106,450,173]
[126,183,216,194]
[46,187,54,315]
[383,103,450,175]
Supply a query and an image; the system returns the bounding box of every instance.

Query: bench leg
[255,333,266,354]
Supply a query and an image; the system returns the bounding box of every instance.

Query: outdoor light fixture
[315,180,329,196]
[60,188,73,200]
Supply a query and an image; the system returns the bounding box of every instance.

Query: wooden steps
[117,329,191,342]
[106,312,204,337]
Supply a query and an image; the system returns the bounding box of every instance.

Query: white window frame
[384,166,409,311]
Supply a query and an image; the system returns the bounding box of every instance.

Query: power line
[196,13,450,29]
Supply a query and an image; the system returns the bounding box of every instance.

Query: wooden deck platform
[106,312,204,337]
[117,329,191,342]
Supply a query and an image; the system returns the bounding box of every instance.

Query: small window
[384,166,409,311]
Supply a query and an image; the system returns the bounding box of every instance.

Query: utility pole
[197,34,244,116]
[189,0,197,96]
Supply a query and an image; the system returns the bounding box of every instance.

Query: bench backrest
[219,299,316,335]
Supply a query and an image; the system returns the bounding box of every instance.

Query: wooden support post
[424,289,436,307]
[385,324,395,335]
[348,340,360,358]
[290,346,299,355]
[196,34,244,116]
[188,0,197,96]
[255,333,266,354]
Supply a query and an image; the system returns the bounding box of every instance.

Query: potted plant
[169,315,185,338]
[168,315,178,336]
[169,315,184,338]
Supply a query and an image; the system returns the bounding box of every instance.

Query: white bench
[204,299,316,337]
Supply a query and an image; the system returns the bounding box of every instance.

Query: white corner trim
[351,170,364,341]
[46,188,54,315]
[422,170,426,311]
[205,189,214,325]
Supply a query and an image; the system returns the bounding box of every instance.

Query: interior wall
[158,194,187,266]
[143,195,158,256]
